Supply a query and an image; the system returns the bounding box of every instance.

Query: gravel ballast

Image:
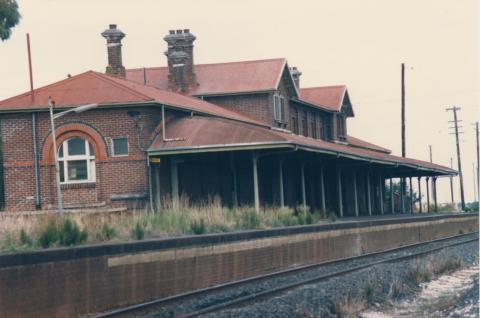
[136,233,478,318]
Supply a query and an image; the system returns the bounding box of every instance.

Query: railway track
[92,232,479,318]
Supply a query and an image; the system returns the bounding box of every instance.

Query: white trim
[58,138,96,184]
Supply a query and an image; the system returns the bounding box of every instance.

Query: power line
[446,106,465,210]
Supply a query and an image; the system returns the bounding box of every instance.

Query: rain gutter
[148,142,294,156]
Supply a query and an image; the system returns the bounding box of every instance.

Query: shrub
[279,213,299,226]
[133,222,145,240]
[190,218,206,235]
[238,209,262,229]
[38,221,60,248]
[297,211,314,225]
[328,212,337,222]
[99,224,117,241]
[19,229,33,246]
[59,219,88,246]
[362,279,376,304]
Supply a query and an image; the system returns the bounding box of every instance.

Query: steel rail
[92,232,478,318]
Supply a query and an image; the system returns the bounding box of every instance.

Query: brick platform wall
[0,213,477,318]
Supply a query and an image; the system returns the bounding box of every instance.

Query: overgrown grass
[408,255,464,285]
[0,203,335,252]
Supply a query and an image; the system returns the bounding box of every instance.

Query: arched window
[58,137,95,183]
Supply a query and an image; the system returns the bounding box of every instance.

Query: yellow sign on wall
[150,157,161,164]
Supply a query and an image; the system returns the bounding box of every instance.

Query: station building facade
[0,25,455,214]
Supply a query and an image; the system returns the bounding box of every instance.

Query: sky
[0,0,479,205]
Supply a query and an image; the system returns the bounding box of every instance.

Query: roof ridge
[0,71,94,106]
[91,72,154,101]
[126,58,287,72]
[300,85,346,91]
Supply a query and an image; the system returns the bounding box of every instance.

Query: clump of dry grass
[332,296,366,318]
[408,255,464,285]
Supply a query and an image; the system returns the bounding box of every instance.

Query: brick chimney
[164,29,197,93]
[101,24,126,78]
[290,67,302,88]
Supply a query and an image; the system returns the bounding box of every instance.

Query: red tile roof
[346,135,392,154]
[126,58,287,95]
[299,86,346,111]
[0,71,265,126]
[149,116,455,175]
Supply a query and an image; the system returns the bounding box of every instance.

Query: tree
[0,0,20,41]
[385,180,418,212]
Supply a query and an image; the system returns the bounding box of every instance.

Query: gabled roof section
[299,85,347,112]
[0,71,153,109]
[277,61,299,98]
[0,71,265,126]
[126,58,287,96]
[341,90,354,117]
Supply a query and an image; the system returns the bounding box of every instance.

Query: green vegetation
[190,218,206,235]
[37,219,88,248]
[0,0,21,41]
[59,219,88,246]
[38,220,60,248]
[133,222,145,240]
[0,205,336,252]
[19,229,32,246]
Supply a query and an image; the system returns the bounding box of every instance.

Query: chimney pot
[164,28,197,93]
[290,66,302,88]
[101,24,126,78]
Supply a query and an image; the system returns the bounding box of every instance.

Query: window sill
[61,182,96,190]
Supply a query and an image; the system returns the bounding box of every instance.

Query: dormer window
[337,113,347,141]
[302,110,308,137]
[273,93,286,123]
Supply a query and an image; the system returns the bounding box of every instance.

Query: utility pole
[449,158,454,209]
[446,106,465,210]
[474,122,479,203]
[429,145,435,210]
[401,63,406,158]
[401,63,406,213]
[473,163,478,202]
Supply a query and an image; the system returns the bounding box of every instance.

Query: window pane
[89,143,94,156]
[280,97,285,122]
[68,138,86,156]
[113,138,128,156]
[67,160,88,180]
[59,161,65,182]
[58,144,64,158]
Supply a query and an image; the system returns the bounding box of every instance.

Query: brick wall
[0,107,163,211]
[205,93,271,125]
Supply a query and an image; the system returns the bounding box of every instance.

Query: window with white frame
[58,138,96,183]
[273,93,286,123]
[112,137,129,156]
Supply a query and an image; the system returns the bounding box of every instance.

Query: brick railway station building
[0,25,455,215]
